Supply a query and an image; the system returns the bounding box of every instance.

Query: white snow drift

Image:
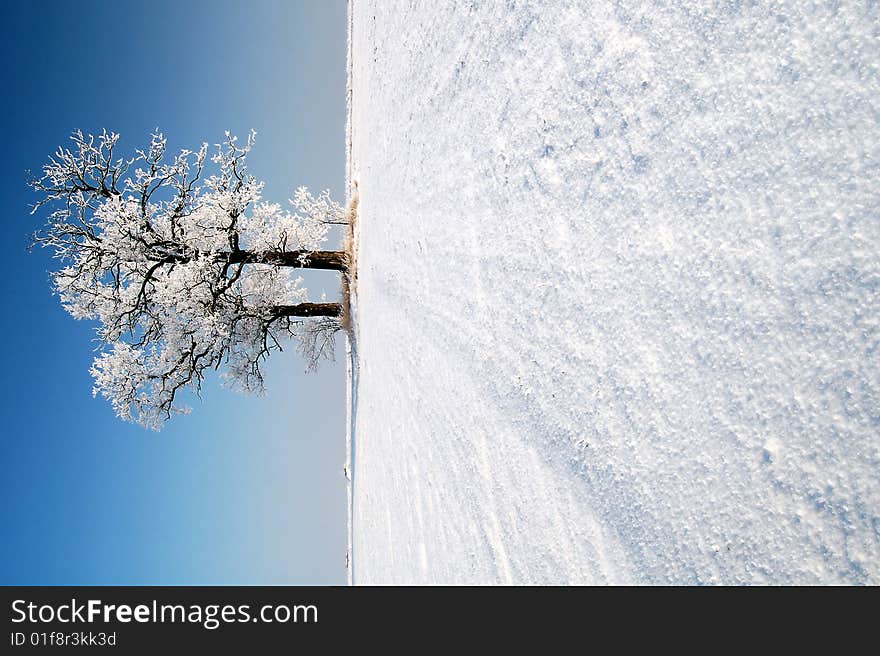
[348,0,879,584]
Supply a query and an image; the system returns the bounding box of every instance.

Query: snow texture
[348,0,880,584]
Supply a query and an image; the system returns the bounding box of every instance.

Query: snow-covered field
[347,1,880,584]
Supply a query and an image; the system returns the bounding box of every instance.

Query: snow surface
[347,0,880,584]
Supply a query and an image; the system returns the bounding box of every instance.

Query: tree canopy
[30,129,347,429]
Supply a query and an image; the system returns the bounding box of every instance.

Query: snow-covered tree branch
[29,129,348,429]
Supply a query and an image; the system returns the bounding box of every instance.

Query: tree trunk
[229,250,347,271]
[272,302,342,318]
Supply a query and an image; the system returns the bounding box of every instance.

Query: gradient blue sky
[0,0,348,584]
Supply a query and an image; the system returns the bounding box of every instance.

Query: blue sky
[0,0,348,584]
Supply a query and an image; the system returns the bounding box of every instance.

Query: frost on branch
[29,129,346,429]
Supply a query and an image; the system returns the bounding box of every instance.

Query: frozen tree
[29,129,348,429]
